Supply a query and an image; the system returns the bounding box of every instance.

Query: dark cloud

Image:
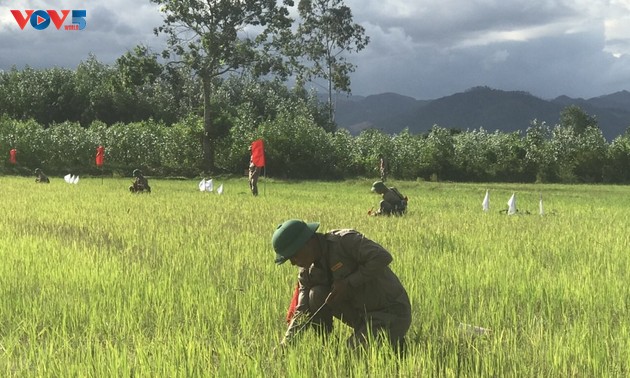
[341,0,630,99]
[351,0,580,47]
[0,1,164,69]
[348,29,627,100]
[1,0,630,100]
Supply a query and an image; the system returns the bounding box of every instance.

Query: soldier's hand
[326,279,349,305]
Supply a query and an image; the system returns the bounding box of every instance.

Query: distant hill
[334,87,630,140]
[334,92,427,134]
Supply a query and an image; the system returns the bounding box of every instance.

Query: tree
[390,129,424,179]
[452,128,491,181]
[151,0,295,173]
[524,119,554,182]
[0,67,79,127]
[607,129,630,182]
[74,55,116,125]
[215,75,335,173]
[560,105,597,134]
[422,126,455,180]
[294,0,369,124]
[354,128,392,176]
[572,126,608,182]
[116,45,163,88]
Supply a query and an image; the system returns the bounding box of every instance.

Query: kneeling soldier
[129,169,151,193]
[34,168,50,184]
[273,219,411,354]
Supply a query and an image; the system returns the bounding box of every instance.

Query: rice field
[1,176,629,376]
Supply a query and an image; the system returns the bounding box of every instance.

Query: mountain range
[333,86,630,140]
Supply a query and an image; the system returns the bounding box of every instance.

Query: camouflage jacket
[295,230,409,319]
[134,175,149,188]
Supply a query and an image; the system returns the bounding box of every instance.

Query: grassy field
[1,176,629,376]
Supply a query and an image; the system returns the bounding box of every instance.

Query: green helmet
[371,181,387,193]
[133,169,141,177]
[272,219,319,265]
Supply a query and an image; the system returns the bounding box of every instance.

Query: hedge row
[2,115,630,183]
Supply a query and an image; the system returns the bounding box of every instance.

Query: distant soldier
[369,181,407,216]
[34,168,50,183]
[378,154,388,182]
[129,169,151,193]
[248,151,260,196]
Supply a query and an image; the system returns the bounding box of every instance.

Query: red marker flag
[95,145,105,167]
[251,139,265,168]
[9,148,17,164]
[286,282,300,324]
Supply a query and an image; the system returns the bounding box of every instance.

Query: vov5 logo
[11,10,87,31]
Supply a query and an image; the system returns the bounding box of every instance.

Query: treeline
[0,51,201,127]
[0,49,336,132]
[2,114,630,183]
[2,58,630,183]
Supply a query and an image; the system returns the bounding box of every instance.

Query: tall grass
[1,176,628,376]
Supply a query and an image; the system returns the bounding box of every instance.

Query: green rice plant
[0,176,628,376]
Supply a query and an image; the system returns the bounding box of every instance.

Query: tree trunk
[327,62,334,123]
[202,75,214,173]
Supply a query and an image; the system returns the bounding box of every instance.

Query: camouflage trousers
[302,285,411,353]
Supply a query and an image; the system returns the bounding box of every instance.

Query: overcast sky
[2,0,630,100]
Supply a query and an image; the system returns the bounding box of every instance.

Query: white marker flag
[539,194,544,216]
[64,174,79,184]
[482,190,490,212]
[216,184,224,195]
[507,193,517,215]
[198,179,214,192]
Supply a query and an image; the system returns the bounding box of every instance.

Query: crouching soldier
[129,169,151,193]
[369,181,407,216]
[34,168,50,183]
[273,219,411,354]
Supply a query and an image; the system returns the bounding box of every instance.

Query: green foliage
[257,101,336,179]
[0,67,79,126]
[560,105,598,134]
[116,45,163,87]
[606,129,630,182]
[161,116,204,176]
[43,122,95,171]
[1,110,627,183]
[0,75,625,184]
[0,55,201,128]
[214,77,336,174]
[329,128,356,175]
[421,126,455,180]
[453,128,493,181]
[572,127,608,182]
[105,121,165,173]
[487,131,529,182]
[390,129,424,179]
[3,118,54,171]
[353,129,392,177]
[555,106,602,181]
[152,0,296,171]
[524,119,554,182]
